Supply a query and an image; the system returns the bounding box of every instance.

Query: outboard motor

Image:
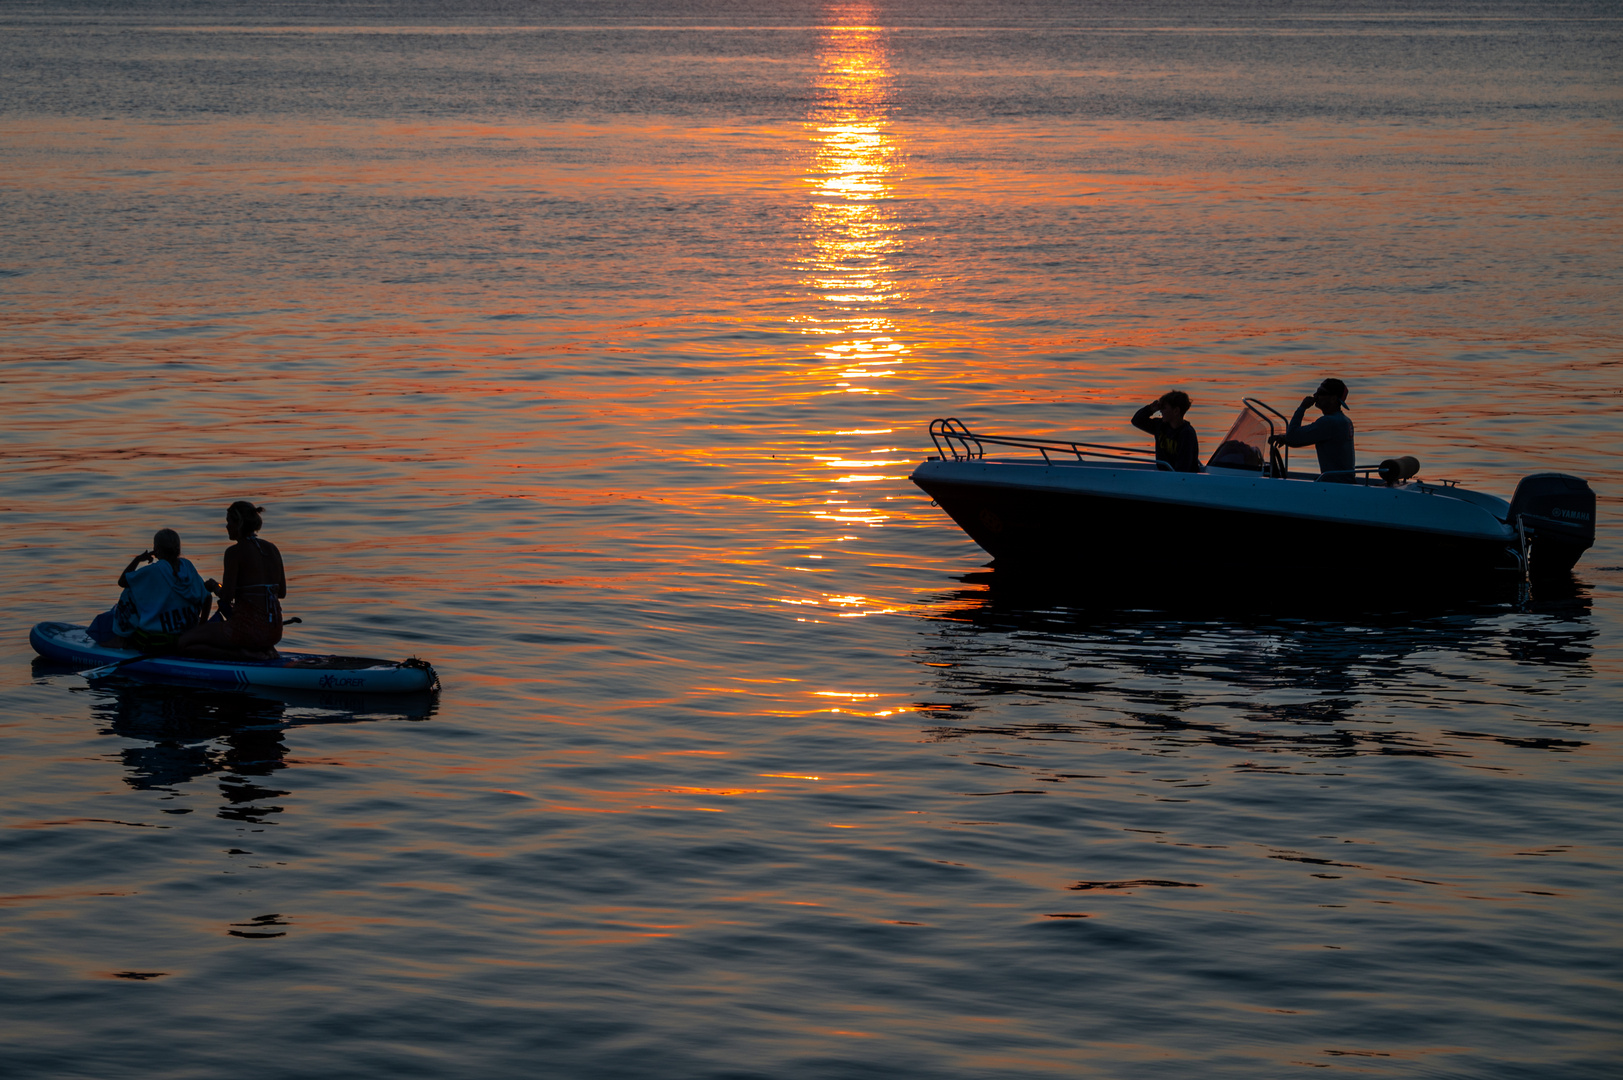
[1507,473,1596,576]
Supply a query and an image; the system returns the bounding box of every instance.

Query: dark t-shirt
[1132,405,1201,473]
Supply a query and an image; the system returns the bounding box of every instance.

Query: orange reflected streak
[792,10,910,535]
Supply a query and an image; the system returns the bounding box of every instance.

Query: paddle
[81,617,302,679]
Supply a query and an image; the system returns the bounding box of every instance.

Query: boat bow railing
[928,418,1172,470]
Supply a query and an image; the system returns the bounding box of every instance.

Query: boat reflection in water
[911,575,1595,762]
[37,662,436,824]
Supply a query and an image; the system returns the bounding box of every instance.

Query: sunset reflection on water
[784,13,916,627]
[801,14,909,416]
[802,18,904,323]
[1,5,1619,1075]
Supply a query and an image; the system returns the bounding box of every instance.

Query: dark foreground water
[2,2,1620,1076]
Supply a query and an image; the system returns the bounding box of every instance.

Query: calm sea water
[2,2,1620,1076]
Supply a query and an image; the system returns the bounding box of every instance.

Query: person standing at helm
[1274,378,1355,480]
[1131,390,1201,473]
[178,500,287,658]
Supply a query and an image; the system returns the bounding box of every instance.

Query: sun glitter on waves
[801,16,909,406]
[768,10,928,628]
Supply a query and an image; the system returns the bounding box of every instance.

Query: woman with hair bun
[178,500,288,658]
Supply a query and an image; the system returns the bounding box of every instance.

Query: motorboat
[910,399,1596,580]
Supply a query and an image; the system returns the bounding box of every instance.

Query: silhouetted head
[152,529,181,560]
[226,501,265,538]
[1314,378,1349,412]
[1159,390,1192,422]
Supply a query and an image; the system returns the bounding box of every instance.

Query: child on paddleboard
[87,529,211,650]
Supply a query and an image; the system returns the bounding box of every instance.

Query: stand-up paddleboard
[30,622,439,694]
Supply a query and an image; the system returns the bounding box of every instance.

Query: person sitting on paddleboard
[88,529,211,651]
[1272,378,1355,481]
[1131,390,1201,473]
[177,501,287,659]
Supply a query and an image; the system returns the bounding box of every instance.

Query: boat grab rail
[1316,456,1422,486]
[1314,467,1387,484]
[929,418,1173,470]
[1315,465,1413,486]
[1244,398,1289,428]
[1243,398,1290,478]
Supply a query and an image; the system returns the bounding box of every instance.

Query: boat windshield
[1207,406,1272,470]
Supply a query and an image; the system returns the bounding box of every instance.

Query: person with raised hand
[88,528,210,651]
[1131,390,1201,473]
[1273,378,1355,480]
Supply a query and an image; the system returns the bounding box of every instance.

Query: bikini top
[233,536,284,621]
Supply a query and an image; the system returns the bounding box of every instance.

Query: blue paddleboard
[30,622,438,694]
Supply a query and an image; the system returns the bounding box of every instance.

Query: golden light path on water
[0,8,1618,1074]
[789,16,916,643]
